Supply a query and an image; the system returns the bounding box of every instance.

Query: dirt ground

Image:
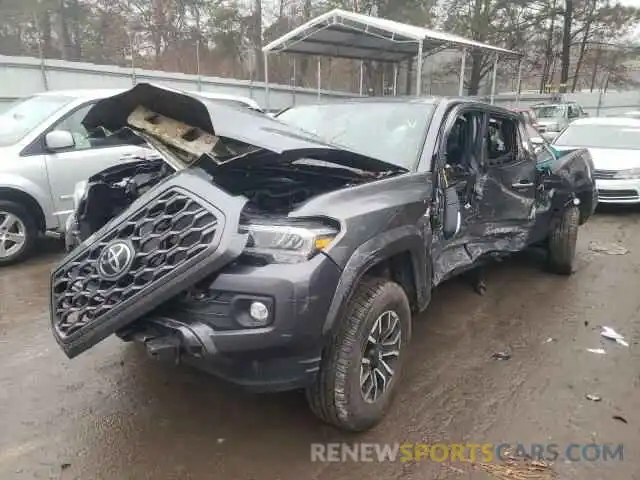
[1,207,639,480]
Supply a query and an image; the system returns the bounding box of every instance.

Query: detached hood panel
[83,83,404,173]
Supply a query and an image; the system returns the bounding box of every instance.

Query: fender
[0,173,55,228]
[322,224,432,335]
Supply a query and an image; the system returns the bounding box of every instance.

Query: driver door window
[442,110,484,229]
[51,104,94,150]
[568,105,579,119]
[486,117,517,166]
[49,103,123,151]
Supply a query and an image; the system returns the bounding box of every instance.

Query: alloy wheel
[0,211,27,259]
[360,310,402,404]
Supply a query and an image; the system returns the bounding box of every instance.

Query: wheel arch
[322,226,432,336]
[0,187,46,233]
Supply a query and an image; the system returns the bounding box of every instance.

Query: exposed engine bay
[70,102,403,245]
[75,154,386,241]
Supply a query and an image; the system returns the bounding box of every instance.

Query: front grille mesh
[594,169,617,180]
[52,189,218,337]
[598,189,638,199]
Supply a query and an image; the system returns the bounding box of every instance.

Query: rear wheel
[0,200,37,266]
[547,205,579,275]
[306,277,411,432]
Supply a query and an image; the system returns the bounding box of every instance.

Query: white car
[552,117,640,204]
[0,87,261,265]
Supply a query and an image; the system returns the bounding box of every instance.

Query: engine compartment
[74,156,384,241]
[212,161,373,215]
[76,158,173,236]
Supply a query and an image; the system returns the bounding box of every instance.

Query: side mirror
[443,185,461,239]
[45,130,75,151]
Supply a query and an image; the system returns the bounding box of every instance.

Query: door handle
[512,181,534,188]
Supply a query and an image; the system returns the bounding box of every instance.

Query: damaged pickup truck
[52,84,597,432]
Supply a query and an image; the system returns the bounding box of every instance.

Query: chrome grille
[594,169,617,180]
[598,189,638,199]
[52,189,218,337]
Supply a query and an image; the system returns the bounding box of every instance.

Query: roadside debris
[543,337,555,344]
[586,348,606,354]
[612,415,628,424]
[585,394,602,402]
[492,351,512,361]
[588,242,629,255]
[600,327,629,347]
[472,449,557,480]
[61,463,71,470]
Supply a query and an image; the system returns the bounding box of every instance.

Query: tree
[0,0,637,93]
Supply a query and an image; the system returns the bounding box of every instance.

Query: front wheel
[306,278,411,432]
[0,201,37,266]
[547,205,579,275]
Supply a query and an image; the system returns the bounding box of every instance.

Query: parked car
[551,116,640,204]
[509,106,540,132]
[0,88,261,265]
[531,101,588,141]
[52,84,596,432]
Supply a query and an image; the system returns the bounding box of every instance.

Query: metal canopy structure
[262,9,523,109]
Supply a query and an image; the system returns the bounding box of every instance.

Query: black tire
[0,200,37,267]
[306,277,412,432]
[547,205,579,275]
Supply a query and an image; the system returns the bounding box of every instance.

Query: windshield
[554,124,640,150]
[0,95,75,146]
[533,105,566,119]
[276,102,436,170]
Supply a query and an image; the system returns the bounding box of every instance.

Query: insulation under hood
[82,83,406,174]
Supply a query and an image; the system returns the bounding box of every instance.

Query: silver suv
[0,88,261,265]
[531,102,588,141]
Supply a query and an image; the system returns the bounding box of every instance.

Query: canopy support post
[490,55,499,104]
[292,57,297,106]
[515,57,523,106]
[317,57,321,100]
[382,68,386,95]
[458,48,467,96]
[359,60,364,96]
[393,63,398,96]
[415,40,424,96]
[264,51,270,110]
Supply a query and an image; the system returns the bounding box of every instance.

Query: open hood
[82,83,405,174]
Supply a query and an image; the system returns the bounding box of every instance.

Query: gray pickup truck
[0,89,261,266]
[53,84,597,431]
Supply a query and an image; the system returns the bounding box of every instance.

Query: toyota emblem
[97,240,135,280]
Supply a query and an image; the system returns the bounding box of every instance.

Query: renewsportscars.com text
[310,442,624,463]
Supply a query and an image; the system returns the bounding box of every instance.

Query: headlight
[240,222,339,263]
[72,180,88,210]
[613,168,640,180]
